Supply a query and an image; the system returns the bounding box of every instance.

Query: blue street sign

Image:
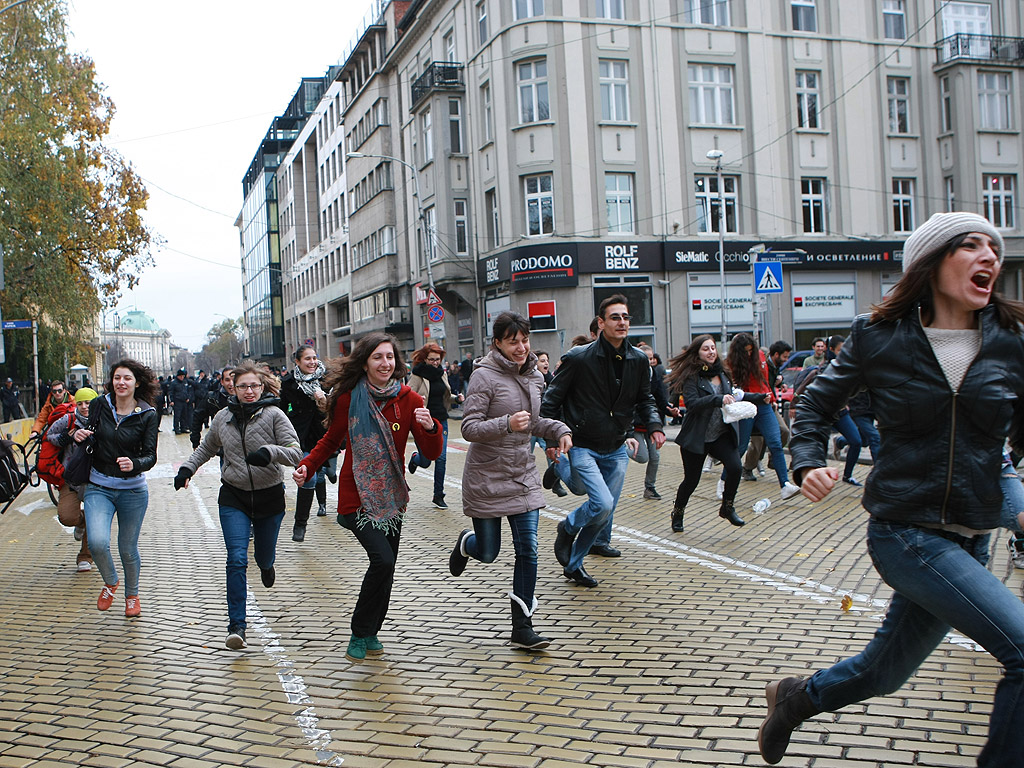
[427,305,445,323]
[754,262,783,294]
[1,320,32,330]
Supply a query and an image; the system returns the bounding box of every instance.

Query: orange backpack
[35,402,76,487]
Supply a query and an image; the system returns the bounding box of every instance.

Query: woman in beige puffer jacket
[448,311,571,650]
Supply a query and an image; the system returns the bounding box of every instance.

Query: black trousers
[172,401,189,433]
[339,513,402,638]
[675,432,741,509]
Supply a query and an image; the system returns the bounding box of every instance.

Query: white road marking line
[188,482,217,530]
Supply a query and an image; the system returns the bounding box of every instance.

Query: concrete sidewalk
[0,418,1016,767]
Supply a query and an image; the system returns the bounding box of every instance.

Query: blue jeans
[412,420,448,500]
[554,445,629,572]
[220,506,285,632]
[807,520,1024,767]
[1001,466,1024,533]
[464,510,539,605]
[83,484,149,595]
[630,431,661,491]
[833,411,862,479]
[730,403,789,486]
[300,451,328,489]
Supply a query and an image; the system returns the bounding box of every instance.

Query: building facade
[97,310,173,377]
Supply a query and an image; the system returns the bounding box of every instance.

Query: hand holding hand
[651,431,666,449]
[508,410,531,433]
[800,467,839,501]
[558,434,572,455]
[292,466,308,486]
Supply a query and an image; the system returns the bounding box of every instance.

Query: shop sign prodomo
[479,244,579,291]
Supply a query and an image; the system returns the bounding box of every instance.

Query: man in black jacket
[168,369,193,434]
[190,367,234,449]
[541,295,664,588]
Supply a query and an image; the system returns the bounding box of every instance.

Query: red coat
[299,385,443,517]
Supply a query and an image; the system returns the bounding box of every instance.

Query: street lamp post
[346,151,436,294]
[706,149,727,344]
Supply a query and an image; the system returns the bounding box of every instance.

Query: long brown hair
[322,332,408,427]
[665,334,715,395]
[724,332,765,389]
[872,233,1024,329]
[105,359,159,406]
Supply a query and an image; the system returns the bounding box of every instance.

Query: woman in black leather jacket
[77,359,159,619]
[665,334,766,532]
[758,213,1024,767]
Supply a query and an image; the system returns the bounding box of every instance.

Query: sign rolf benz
[478,240,904,289]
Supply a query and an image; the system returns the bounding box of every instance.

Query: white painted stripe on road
[188,482,217,530]
[246,591,343,766]
[415,471,984,652]
[16,498,52,516]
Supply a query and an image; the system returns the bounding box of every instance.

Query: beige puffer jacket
[461,350,570,518]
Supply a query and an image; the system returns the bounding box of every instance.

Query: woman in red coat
[293,332,442,661]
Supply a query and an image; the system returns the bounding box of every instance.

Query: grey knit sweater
[182,398,302,490]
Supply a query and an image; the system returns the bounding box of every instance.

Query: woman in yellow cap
[47,387,99,572]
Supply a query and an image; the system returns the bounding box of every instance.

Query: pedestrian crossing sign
[754,261,784,294]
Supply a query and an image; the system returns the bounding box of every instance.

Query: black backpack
[0,440,29,507]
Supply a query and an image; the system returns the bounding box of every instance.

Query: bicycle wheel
[47,482,58,506]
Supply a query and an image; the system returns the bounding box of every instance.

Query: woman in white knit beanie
[758,213,1024,767]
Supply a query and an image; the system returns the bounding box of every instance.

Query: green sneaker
[365,635,384,655]
[346,635,367,661]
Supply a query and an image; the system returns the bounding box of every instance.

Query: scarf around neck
[698,359,725,379]
[293,361,326,400]
[348,377,408,534]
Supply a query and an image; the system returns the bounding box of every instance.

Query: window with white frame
[524,174,554,236]
[801,177,827,234]
[425,206,438,262]
[515,0,543,19]
[449,98,463,154]
[688,65,735,125]
[443,30,455,63]
[982,175,1015,229]
[978,72,1012,130]
[792,0,817,32]
[596,0,624,19]
[695,175,738,234]
[796,71,820,128]
[454,200,469,254]
[887,77,910,134]
[945,177,955,212]
[892,178,915,233]
[477,1,488,45]
[482,83,494,143]
[485,188,499,248]
[605,174,635,233]
[940,76,952,132]
[420,107,433,163]
[883,0,906,40]
[599,60,629,122]
[684,0,729,25]
[517,59,550,123]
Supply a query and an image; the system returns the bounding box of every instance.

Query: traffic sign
[754,262,783,294]
[426,288,442,306]
[2,320,32,330]
[427,305,445,323]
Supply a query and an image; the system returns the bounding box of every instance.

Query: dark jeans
[172,401,190,433]
[464,510,539,605]
[220,505,284,632]
[838,414,880,462]
[807,520,1024,767]
[675,432,741,509]
[338,513,402,638]
[833,411,862,479]
[411,420,447,500]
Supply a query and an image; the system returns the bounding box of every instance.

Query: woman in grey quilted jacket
[448,311,572,650]
[174,361,303,651]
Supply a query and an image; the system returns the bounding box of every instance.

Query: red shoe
[97,584,118,611]
[124,595,141,618]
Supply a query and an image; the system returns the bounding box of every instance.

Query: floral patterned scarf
[349,377,408,534]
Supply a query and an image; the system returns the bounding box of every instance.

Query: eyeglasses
[606,313,631,322]
[236,383,264,391]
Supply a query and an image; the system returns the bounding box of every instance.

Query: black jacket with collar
[90,394,159,479]
[790,306,1024,529]
[541,337,662,453]
[279,372,327,452]
[673,371,746,454]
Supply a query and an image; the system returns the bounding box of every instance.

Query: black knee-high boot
[293,487,315,541]
[315,481,327,517]
[509,595,550,650]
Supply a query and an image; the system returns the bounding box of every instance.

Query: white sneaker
[76,560,92,572]
[716,479,725,499]
[756,461,766,477]
[703,456,714,473]
[780,482,802,501]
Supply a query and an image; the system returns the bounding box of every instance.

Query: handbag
[722,400,757,423]
[61,436,95,486]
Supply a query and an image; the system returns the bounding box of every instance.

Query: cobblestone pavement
[0,417,1018,767]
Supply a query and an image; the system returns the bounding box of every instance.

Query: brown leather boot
[758,677,818,764]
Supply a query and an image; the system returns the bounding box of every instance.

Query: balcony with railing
[937,34,1024,65]
[410,62,465,110]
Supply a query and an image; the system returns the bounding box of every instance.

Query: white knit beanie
[901,212,1004,272]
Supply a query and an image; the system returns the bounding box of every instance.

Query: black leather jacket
[89,394,159,480]
[541,338,662,453]
[790,306,1024,528]
[673,372,764,454]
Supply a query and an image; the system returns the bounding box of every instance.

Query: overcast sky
[66,1,372,352]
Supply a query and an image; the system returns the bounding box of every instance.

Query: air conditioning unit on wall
[386,308,405,325]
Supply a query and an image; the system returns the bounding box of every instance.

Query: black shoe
[642,487,662,500]
[292,524,306,543]
[553,520,574,567]
[542,464,558,490]
[552,482,568,498]
[316,503,327,517]
[433,496,448,509]
[510,600,551,650]
[671,506,685,533]
[562,566,597,588]
[588,544,620,557]
[719,501,746,527]
[408,455,418,475]
[741,469,757,482]
[325,466,337,484]
[449,530,471,577]
[842,476,863,487]
[260,567,275,588]
[226,627,247,650]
